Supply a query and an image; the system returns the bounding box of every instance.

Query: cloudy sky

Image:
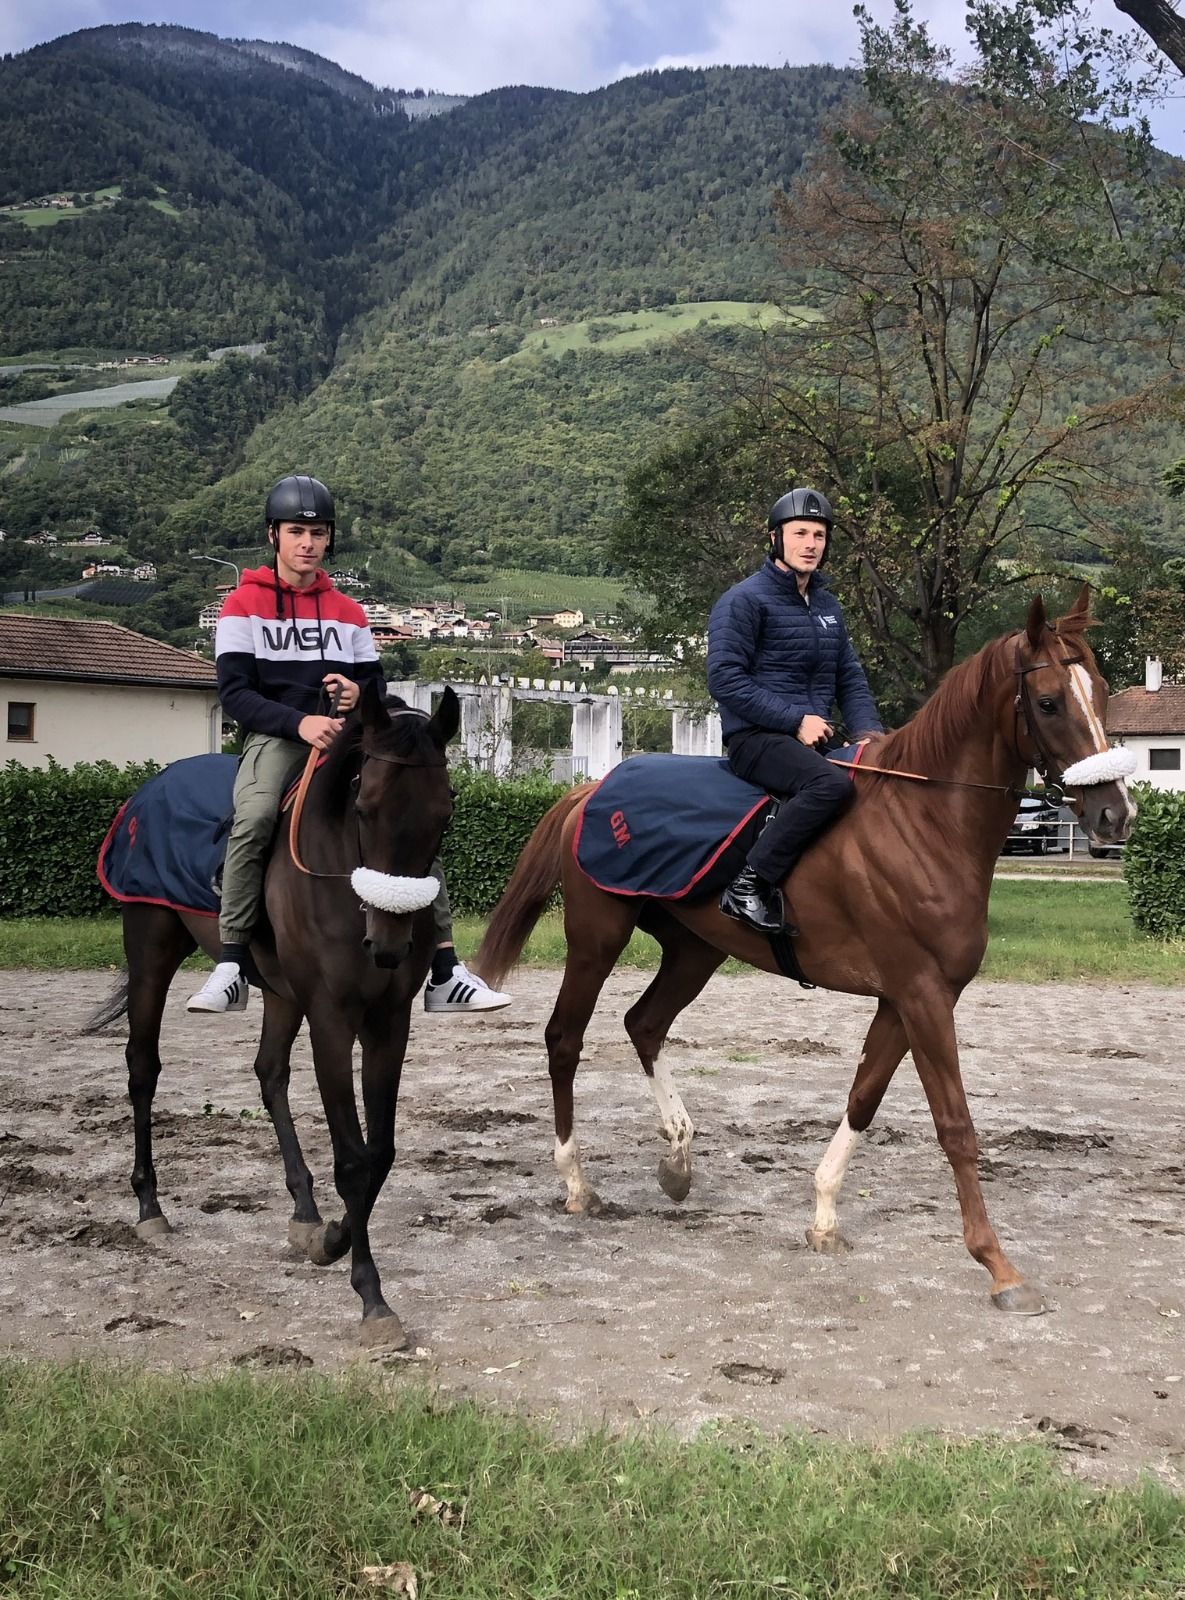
[2,0,1181,150]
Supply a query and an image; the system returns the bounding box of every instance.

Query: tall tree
[726,0,1184,702]
[1114,0,1185,75]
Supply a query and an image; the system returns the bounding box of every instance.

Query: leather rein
[288,709,445,881]
[826,634,1084,803]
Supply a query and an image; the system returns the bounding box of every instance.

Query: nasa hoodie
[215,564,384,741]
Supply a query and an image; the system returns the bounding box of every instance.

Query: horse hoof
[564,1190,603,1216]
[359,1309,408,1350]
[805,1226,852,1256]
[658,1156,692,1203]
[991,1282,1046,1315]
[287,1219,322,1254]
[135,1215,173,1240]
[306,1220,351,1266]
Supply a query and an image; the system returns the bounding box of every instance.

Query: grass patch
[363,560,633,621]
[4,881,1181,982]
[1,1361,1180,1599]
[512,299,817,360]
[982,879,1185,983]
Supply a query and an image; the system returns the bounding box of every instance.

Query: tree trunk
[1114,0,1185,75]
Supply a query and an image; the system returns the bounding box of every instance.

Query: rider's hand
[797,714,833,749]
[322,672,359,712]
[298,714,344,750]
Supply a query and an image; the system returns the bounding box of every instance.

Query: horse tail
[474,784,593,987]
[81,973,130,1034]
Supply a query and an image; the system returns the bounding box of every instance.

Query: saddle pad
[572,745,868,901]
[98,754,239,918]
[574,755,770,900]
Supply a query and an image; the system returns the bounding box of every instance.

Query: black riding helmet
[767,487,832,566]
[265,474,336,555]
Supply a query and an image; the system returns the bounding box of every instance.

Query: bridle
[1009,633,1086,805]
[828,629,1092,802]
[288,709,447,881]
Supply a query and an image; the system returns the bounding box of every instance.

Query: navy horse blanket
[98,755,238,918]
[573,747,866,900]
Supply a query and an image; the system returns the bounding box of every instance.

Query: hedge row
[1123,783,1185,939]
[0,760,159,918]
[0,759,566,920]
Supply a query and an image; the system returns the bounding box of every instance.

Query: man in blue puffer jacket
[708,487,882,934]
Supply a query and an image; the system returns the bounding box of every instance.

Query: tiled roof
[0,614,216,687]
[1107,682,1185,737]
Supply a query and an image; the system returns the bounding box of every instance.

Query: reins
[824,631,1087,803]
[288,709,445,880]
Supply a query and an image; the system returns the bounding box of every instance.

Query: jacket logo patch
[259,622,342,653]
[818,615,837,629]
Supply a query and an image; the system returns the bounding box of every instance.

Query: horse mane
[314,696,439,813]
[873,633,1016,777]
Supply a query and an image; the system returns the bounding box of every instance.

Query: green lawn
[363,560,634,620]
[511,299,819,360]
[9,185,179,227]
[1,1361,1179,1600]
[3,881,1181,983]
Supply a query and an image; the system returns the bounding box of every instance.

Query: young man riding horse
[187,473,510,1016]
[709,487,883,935]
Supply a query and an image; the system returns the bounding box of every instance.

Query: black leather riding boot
[719,865,785,933]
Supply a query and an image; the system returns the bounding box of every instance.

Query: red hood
[238,564,333,598]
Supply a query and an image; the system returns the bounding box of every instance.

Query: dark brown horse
[86,682,459,1346]
[475,592,1135,1314]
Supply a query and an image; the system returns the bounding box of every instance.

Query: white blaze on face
[1060,663,1137,810]
[812,1114,862,1237]
[1067,664,1110,754]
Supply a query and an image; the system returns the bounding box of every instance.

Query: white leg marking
[649,1057,694,1158]
[555,1134,596,1210]
[812,1114,862,1237]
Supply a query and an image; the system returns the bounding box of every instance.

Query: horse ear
[428,685,460,748]
[1025,594,1047,649]
[1068,582,1091,618]
[358,675,389,729]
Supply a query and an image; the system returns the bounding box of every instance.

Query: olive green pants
[219,731,452,949]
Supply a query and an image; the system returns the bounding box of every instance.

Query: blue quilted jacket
[707,560,882,744]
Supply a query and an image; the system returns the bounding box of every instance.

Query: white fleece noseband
[1060,748,1136,787]
[351,868,439,914]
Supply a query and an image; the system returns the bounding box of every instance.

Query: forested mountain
[0,30,852,573]
[0,25,1178,602]
[0,24,418,352]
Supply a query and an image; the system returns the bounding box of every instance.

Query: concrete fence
[389,679,722,779]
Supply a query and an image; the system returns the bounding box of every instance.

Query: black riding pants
[727,728,854,884]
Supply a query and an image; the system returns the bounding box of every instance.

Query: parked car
[1002,795,1062,855]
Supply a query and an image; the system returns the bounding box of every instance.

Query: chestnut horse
[86,682,459,1346]
[475,592,1135,1313]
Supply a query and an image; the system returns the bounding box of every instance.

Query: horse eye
[1037,696,1058,714]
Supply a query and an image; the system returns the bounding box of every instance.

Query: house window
[1149,748,1181,771]
[7,701,34,741]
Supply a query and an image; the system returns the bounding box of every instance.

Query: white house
[1,615,221,769]
[1107,658,1185,791]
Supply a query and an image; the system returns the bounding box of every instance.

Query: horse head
[351,680,460,968]
[1016,586,1136,847]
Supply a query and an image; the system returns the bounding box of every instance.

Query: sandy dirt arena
[1,966,1182,1485]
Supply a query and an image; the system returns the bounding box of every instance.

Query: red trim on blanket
[96,799,220,919]
[572,784,771,900]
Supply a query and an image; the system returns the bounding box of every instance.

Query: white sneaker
[424,961,511,1014]
[186,962,249,1013]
